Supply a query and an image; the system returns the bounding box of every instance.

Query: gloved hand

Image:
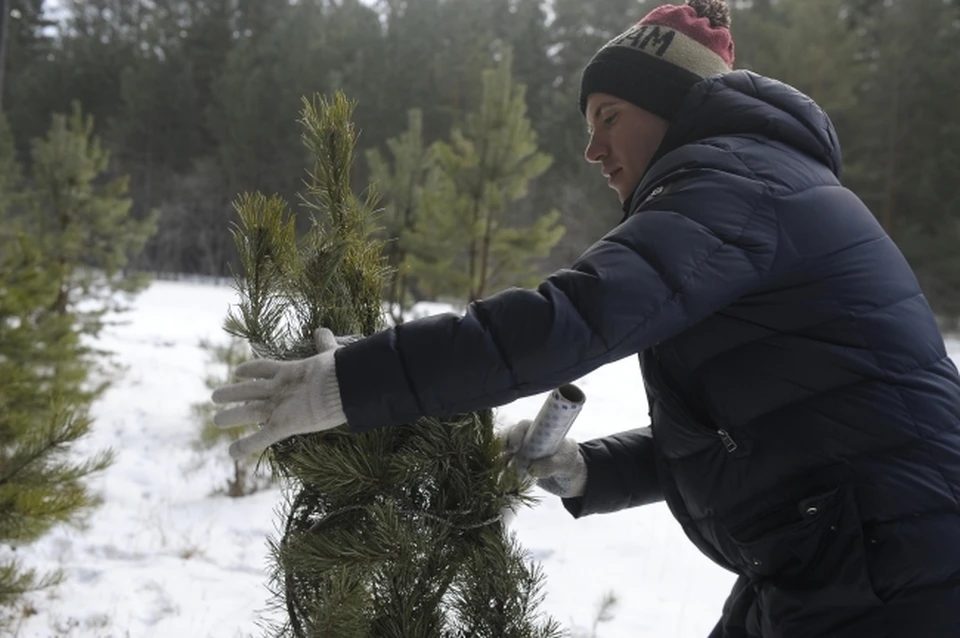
[211,327,350,460]
[500,419,587,498]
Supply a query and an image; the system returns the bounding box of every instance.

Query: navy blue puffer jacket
[336,71,960,636]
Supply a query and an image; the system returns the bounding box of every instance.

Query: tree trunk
[227,459,245,498]
[0,0,9,112]
[881,74,901,235]
[467,197,481,302]
[477,205,496,301]
[52,186,71,316]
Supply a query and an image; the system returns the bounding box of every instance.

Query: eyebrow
[587,101,618,130]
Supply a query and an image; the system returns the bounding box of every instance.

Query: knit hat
[579,0,735,119]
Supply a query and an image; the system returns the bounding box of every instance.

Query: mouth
[604,167,623,184]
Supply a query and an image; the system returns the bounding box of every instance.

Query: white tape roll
[513,383,585,470]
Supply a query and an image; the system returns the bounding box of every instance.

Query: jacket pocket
[726,485,843,582]
[719,468,882,607]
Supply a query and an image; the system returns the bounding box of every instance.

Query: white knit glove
[500,420,587,498]
[211,327,348,460]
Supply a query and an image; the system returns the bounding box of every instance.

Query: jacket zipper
[718,429,738,453]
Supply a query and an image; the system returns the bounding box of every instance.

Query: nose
[584,132,606,164]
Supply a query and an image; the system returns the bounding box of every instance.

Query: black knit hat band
[579,53,704,120]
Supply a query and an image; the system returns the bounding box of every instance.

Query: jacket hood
[623,70,843,213]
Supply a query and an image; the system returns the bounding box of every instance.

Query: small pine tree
[223,91,561,638]
[567,589,619,638]
[26,100,158,335]
[0,120,114,627]
[191,337,270,497]
[403,49,565,304]
[0,106,143,628]
[590,590,619,638]
[365,108,436,324]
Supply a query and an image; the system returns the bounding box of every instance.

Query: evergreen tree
[207,8,320,198]
[223,91,560,638]
[116,52,205,176]
[537,0,654,265]
[403,50,564,303]
[0,116,113,631]
[2,0,54,110]
[841,0,960,322]
[375,0,449,144]
[365,108,436,324]
[732,0,864,114]
[25,101,157,338]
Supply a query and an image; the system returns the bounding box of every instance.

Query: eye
[587,110,618,134]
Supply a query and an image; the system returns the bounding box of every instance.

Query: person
[211,0,960,635]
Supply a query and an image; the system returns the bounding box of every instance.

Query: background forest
[3,0,958,319]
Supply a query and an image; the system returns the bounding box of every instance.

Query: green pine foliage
[223,91,560,638]
[0,115,114,629]
[403,50,565,304]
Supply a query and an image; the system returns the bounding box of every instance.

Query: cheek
[620,145,646,177]
[629,138,657,173]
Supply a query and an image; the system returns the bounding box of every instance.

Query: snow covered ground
[9,280,960,638]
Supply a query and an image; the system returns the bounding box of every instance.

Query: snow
[8,280,960,638]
